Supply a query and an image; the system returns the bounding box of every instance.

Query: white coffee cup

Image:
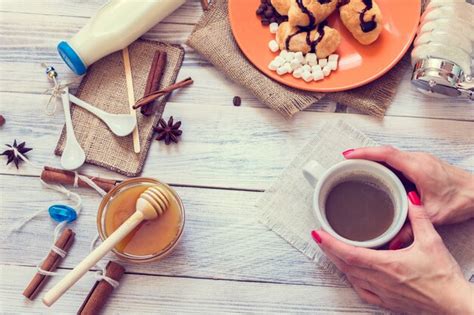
[302,159,408,248]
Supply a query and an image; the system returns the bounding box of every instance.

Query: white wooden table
[0,1,473,313]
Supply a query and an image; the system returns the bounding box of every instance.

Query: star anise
[1,140,32,169]
[154,116,182,145]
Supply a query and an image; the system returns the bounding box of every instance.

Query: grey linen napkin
[256,120,474,280]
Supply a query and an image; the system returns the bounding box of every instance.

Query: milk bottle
[58,0,186,75]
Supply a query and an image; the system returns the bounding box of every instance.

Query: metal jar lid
[411,57,473,100]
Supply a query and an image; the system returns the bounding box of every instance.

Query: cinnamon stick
[41,166,120,192]
[23,228,75,300]
[200,0,209,10]
[141,51,167,116]
[133,77,194,110]
[77,261,125,315]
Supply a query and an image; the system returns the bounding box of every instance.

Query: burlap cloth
[256,120,474,280]
[55,40,185,176]
[187,0,411,118]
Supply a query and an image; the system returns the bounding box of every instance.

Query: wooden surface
[0,1,473,314]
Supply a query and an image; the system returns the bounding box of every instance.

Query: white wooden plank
[0,0,205,25]
[0,174,344,288]
[0,265,382,314]
[0,94,472,190]
[0,11,472,120]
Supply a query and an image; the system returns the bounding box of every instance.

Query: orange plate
[229,0,421,92]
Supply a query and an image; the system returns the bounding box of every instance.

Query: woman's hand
[343,146,474,249]
[311,195,474,314]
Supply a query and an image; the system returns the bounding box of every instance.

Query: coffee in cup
[303,159,408,248]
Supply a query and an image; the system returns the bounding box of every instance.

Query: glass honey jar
[96,178,185,263]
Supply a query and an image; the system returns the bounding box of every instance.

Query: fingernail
[389,240,402,250]
[311,230,322,244]
[408,191,421,206]
[342,149,354,157]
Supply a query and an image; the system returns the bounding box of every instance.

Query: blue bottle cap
[48,204,78,223]
[57,41,87,75]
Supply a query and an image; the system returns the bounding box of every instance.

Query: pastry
[271,0,291,16]
[276,21,341,57]
[339,0,383,45]
[288,0,338,27]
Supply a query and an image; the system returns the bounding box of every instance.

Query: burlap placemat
[187,0,411,118]
[55,40,185,176]
[256,120,474,280]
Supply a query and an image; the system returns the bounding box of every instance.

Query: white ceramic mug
[302,159,408,248]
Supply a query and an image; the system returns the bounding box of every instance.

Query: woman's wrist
[445,279,474,314]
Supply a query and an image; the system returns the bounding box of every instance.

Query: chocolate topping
[338,0,350,7]
[296,0,316,27]
[285,21,327,54]
[359,0,377,33]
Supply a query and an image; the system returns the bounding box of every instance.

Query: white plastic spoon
[69,94,136,137]
[60,88,86,170]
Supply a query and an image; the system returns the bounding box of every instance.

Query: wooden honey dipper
[43,185,170,307]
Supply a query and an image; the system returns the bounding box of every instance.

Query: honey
[97,178,184,262]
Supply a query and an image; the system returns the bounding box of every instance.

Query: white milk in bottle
[58,0,186,75]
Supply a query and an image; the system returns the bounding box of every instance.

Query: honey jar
[96,178,185,263]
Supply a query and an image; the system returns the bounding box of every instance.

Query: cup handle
[302,160,326,188]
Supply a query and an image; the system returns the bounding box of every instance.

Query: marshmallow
[328,60,338,71]
[268,40,279,52]
[285,51,295,62]
[290,59,301,70]
[319,58,328,67]
[313,69,324,81]
[293,67,304,78]
[311,65,322,73]
[283,62,293,73]
[268,60,279,71]
[279,50,289,59]
[276,66,288,75]
[294,52,305,64]
[302,71,313,82]
[269,23,279,34]
[322,64,331,76]
[305,53,317,65]
[273,56,285,67]
[328,54,339,62]
[277,63,292,75]
[302,64,311,73]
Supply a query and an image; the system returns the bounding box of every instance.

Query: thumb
[388,222,413,250]
[407,191,437,243]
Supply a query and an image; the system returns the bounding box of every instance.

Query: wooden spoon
[42,185,170,307]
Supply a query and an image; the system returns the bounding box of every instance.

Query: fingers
[388,222,413,250]
[315,230,384,269]
[343,146,418,180]
[352,285,384,307]
[321,241,388,286]
[406,191,437,242]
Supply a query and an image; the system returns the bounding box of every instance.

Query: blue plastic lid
[48,204,78,223]
[57,41,87,75]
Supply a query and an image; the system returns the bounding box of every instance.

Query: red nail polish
[389,240,402,250]
[311,230,322,244]
[342,149,354,157]
[408,191,421,206]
